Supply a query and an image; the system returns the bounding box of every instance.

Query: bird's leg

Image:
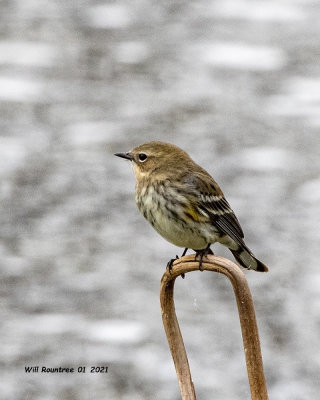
[179,248,188,278]
[194,244,213,271]
[167,255,179,273]
[166,248,188,279]
[181,247,188,257]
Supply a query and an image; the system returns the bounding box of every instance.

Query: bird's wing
[183,171,247,248]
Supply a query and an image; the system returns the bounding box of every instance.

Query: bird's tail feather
[230,247,268,272]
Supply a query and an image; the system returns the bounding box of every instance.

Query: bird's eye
[138,153,148,162]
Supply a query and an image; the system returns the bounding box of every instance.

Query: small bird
[115,141,268,272]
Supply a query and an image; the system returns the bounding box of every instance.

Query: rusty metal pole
[160,254,269,400]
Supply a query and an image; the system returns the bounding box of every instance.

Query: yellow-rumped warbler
[115,141,268,272]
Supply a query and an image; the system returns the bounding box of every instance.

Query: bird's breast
[135,182,209,249]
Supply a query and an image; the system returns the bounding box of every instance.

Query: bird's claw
[167,255,179,273]
[195,246,214,271]
[166,254,185,279]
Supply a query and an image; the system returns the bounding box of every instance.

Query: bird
[115,141,268,272]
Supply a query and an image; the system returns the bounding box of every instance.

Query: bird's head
[115,141,191,180]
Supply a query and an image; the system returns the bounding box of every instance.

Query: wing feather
[183,171,247,248]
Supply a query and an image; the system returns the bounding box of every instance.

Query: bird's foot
[167,255,179,273]
[195,245,214,271]
[166,248,188,279]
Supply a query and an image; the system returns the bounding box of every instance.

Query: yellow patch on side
[184,205,207,222]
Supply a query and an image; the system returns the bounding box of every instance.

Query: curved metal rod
[160,254,269,400]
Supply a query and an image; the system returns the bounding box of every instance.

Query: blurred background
[1,0,319,399]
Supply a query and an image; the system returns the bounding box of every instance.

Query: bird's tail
[230,247,268,272]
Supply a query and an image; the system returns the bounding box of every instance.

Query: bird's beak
[114,152,133,161]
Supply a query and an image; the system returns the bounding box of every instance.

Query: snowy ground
[1,1,320,399]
